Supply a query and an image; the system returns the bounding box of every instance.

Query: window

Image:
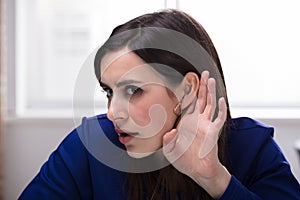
[3,0,300,118]
[179,0,300,118]
[12,0,165,117]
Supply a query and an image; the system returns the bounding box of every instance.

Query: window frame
[3,0,300,119]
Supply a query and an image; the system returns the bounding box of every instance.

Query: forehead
[100,49,166,86]
[100,48,131,75]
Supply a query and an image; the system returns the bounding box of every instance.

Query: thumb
[163,129,177,154]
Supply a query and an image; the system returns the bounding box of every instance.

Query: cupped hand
[163,71,230,198]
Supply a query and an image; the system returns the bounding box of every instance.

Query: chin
[127,150,155,159]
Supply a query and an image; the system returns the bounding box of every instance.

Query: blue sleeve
[219,176,262,200]
[220,122,300,200]
[246,136,300,199]
[19,129,93,200]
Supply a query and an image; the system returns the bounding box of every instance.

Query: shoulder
[20,114,124,199]
[80,113,114,130]
[224,119,300,199]
[47,114,117,169]
[58,114,113,149]
[227,117,274,135]
[225,117,276,181]
[78,114,120,146]
[225,116,275,154]
[225,117,274,149]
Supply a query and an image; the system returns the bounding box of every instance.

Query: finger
[163,129,178,154]
[197,71,209,113]
[203,78,216,120]
[198,98,225,159]
[212,97,227,130]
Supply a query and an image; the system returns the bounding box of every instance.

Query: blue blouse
[19,114,300,199]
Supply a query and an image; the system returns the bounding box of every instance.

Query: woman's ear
[180,72,199,112]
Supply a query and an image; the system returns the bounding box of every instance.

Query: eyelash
[101,85,143,99]
[125,85,143,96]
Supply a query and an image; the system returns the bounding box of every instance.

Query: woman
[20,9,300,199]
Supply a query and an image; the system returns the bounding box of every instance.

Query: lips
[115,128,137,145]
[115,128,137,136]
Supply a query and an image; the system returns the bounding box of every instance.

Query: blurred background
[1,0,300,199]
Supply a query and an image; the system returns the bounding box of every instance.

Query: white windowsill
[230,107,300,120]
[4,107,300,122]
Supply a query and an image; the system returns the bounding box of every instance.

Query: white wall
[2,117,300,200]
[3,118,74,200]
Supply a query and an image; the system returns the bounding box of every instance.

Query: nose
[107,97,128,122]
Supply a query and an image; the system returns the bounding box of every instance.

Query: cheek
[128,95,176,128]
[128,100,153,126]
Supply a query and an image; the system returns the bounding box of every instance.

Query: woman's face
[100,49,179,158]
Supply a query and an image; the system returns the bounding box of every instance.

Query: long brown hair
[94,9,231,200]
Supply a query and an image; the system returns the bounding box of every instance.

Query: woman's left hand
[163,71,231,198]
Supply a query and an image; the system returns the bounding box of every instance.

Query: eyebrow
[100,80,143,88]
[116,80,143,88]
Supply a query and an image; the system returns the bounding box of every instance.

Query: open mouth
[116,130,136,144]
[119,132,130,137]
[115,128,138,137]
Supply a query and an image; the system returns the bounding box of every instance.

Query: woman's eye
[125,85,142,96]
